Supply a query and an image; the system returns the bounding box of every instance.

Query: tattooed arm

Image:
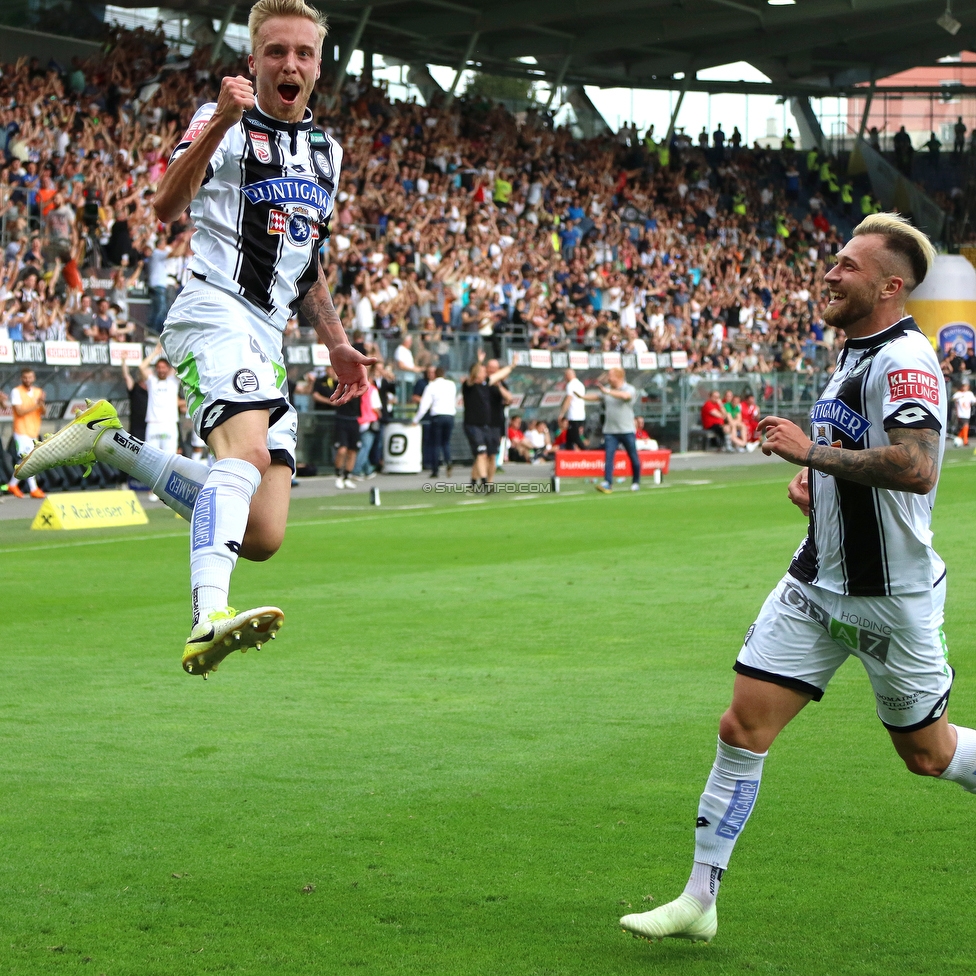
[301,261,377,405]
[758,416,940,494]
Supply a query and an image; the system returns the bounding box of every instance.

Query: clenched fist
[215,75,255,126]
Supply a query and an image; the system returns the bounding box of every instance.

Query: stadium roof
[112,0,976,96]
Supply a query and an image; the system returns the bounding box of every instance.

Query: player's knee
[235,445,272,476]
[718,708,757,751]
[900,751,947,778]
[240,532,282,561]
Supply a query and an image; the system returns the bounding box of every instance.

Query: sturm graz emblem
[234,368,259,394]
[312,149,333,180]
[287,213,312,246]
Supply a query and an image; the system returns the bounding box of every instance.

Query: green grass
[1,459,975,975]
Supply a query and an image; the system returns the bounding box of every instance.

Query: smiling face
[249,15,321,123]
[822,234,903,333]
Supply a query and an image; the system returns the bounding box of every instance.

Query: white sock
[95,429,210,520]
[939,724,976,793]
[684,737,767,909]
[683,861,724,910]
[189,458,262,624]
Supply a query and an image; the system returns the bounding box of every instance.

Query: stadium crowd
[0,21,858,380]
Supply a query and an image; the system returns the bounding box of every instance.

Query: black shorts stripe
[269,448,296,474]
[201,397,289,436]
[733,661,825,702]
[880,677,953,734]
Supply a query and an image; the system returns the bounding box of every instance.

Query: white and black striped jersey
[170,101,342,331]
[789,316,946,597]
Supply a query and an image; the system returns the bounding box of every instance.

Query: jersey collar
[843,314,920,350]
[250,101,313,131]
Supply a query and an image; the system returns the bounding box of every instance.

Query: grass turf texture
[1,460,975,975]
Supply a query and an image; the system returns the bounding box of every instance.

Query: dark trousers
[148,286,169,333]
[704,424,726,450]
[430,415,454,473]
[566,420,586,450]
[603,432,640,486]
[420,419,433,469]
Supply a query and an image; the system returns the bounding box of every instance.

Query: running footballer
[620,213,976,943]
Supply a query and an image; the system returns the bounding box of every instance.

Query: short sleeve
[877,340,944,433]
[10,388,22,406]
[169,103,227,184]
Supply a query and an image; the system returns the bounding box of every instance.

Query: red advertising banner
[554,449,671,476]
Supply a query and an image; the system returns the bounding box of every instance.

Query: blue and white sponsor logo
[241,177,331,219]
[164,471,203,510]
[715,780,760,839]
[191,486,217,551]
[810,398,871,442]
[938,322,976,357]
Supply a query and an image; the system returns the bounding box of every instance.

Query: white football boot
[620,893,717,943]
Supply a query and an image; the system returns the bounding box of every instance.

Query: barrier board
[31,490,149,531]
[554,449,671,477]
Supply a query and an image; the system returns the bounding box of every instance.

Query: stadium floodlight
[938,1,962,34]
[767,0,796,5]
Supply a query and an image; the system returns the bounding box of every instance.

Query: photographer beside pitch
[16,0,374,677]
[621,213,974,944]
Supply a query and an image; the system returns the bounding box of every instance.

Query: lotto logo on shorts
[888,369,940,404]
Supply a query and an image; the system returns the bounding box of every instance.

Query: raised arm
[154,76,254,223]
[758,417,939,494]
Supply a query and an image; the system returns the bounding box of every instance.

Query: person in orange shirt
[6,368,46,499]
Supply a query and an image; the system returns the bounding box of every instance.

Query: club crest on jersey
[268,206,319,246]
[810,399,871,442]
[313,149,333,180]
[250,132,273,164]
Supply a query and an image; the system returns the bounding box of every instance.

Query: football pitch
[2,459,975,976]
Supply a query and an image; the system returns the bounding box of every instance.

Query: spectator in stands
[635,415,655,447]
[701,389,728,451]
[333,387,362,490]
[526,419,554,461]
[121,355,148,442]
[952,381,976,445]
[507,414,533,462]
[558,367,587,450]
[412,366,457,478]
[741,392,761,447]
[5,368,46,499]
[394,334,421,377]
[87,297,114,342]
[353,375,381,479]
[578,367,641,494]
[412,364,437,471]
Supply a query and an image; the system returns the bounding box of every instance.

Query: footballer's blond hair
[248,0,328,51]
[852,211,936,294]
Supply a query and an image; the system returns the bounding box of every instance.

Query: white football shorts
[161,277,298,470]
[13,433,35,458]
[145,421,179,455]
[735,573,952,732]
